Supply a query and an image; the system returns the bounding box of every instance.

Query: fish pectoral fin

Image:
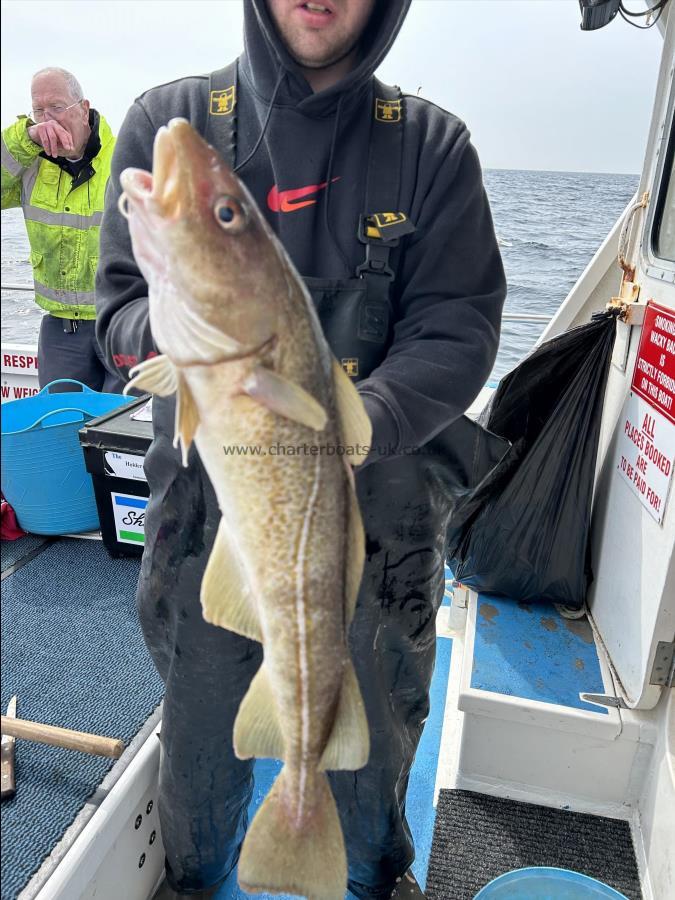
[243,366,327,432]
[233,664,285,761]
[200,520,262,642]
[124,354,177,397]
[345,471,365,625]
[172,374,200,467]
[319,659,370,772]
[331,357,372,465]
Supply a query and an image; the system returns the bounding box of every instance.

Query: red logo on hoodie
[267,177,340,213]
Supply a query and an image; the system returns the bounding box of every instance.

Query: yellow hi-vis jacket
[1,112,115,320]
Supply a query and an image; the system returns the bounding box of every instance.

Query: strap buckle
[357,214,398,281]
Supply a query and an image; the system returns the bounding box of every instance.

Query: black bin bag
[446,309,618,610]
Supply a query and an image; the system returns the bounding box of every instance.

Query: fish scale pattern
[1,538,164,900]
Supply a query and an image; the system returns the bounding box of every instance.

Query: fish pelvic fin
[200,519,262,642]
[319,659,370,772]
[238,768,347,900]
[331,357,372,465]
[172,374,200,467]
[233,663,284,761]
[243,366,328,432]
[124,354,177,397]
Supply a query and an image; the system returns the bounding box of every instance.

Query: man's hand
[27,120,74,158]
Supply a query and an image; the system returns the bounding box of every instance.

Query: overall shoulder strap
[358,79,414,281]
[204,59,239,167]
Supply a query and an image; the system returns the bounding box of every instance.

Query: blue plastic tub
[474,867,629,899]
[1,380,133,535]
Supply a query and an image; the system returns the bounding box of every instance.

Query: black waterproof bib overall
[138,62,506,897]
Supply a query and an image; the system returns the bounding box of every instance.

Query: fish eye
[214,196,248,234]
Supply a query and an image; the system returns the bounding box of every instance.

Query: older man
[1,67,118,391]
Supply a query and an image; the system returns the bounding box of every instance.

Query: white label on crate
[112,492,148,546]
[104,450,147,482]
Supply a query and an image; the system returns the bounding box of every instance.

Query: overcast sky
[0,0,666,174]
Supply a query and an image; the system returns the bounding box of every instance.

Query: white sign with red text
[615,392,674,523]
[1,345,40,403]
[614,302,675,524]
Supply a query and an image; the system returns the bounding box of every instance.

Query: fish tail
[238,767,346,900]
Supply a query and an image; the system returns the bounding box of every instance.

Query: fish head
[119,118,286,364]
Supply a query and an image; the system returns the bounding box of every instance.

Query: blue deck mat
[1,535,49,574]
[471,593,607,714]
[0,539,164,900]
[217,630,453,898]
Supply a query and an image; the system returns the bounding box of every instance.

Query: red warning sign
[631,301,675,425]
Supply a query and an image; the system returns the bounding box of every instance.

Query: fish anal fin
[233,664,284,761]
[200,520,262,642]
[243,366,327,432]
[124,354,177,397]
[331,357,372,465]
[319,659,370,772]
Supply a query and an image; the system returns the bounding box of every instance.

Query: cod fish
[118,118,371,899]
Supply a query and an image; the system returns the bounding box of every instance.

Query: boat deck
[0,536,163,900]
[1,540,644,900]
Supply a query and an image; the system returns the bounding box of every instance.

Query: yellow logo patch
[372,212,407,229]
[375,98,402,123]
[342,358,359,378]
[210,86,236,116]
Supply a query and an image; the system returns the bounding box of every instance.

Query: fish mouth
[118,121,182,222]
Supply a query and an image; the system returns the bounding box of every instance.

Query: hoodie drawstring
[323,91,351,273]
[234,67,286,175]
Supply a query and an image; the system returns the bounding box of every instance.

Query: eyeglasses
[30,99,83,122]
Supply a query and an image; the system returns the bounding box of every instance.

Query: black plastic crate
[79,395,153,558]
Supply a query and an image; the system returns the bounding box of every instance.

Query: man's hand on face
[27,120,74,158]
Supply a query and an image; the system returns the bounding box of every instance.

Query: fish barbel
[118,118,371,899]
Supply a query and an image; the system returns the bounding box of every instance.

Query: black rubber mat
[426,789,641,899]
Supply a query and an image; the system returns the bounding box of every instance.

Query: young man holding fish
[97,1,506,898]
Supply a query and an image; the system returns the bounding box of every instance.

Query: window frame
[644,79,675,284]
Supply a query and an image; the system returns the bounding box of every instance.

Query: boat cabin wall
[588,9,674,711]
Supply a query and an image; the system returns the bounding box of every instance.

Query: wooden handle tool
[1,715,125,759]
[1,697,17,800]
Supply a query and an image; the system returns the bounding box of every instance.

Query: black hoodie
[96,0,505,460]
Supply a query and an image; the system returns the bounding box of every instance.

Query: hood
[242,0,411,116]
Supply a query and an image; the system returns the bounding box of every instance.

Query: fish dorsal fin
[200,518,262,643]
[172,374,200,466]
[125,354,177,397]
[344,468,365,624]
[233,663,285,762]
[319,659,369,772]
[331,358,371,465]
[243,366,327,432]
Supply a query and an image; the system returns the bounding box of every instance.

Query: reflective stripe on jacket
[1,113,115,319]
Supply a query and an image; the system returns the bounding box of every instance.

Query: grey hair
[31,67,84,102]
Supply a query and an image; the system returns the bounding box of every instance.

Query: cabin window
[652,117,675,263]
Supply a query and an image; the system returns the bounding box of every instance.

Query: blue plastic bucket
[474,867,629,899]
[1,380,133,535]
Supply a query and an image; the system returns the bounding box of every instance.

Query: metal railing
[1,283,554,324]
